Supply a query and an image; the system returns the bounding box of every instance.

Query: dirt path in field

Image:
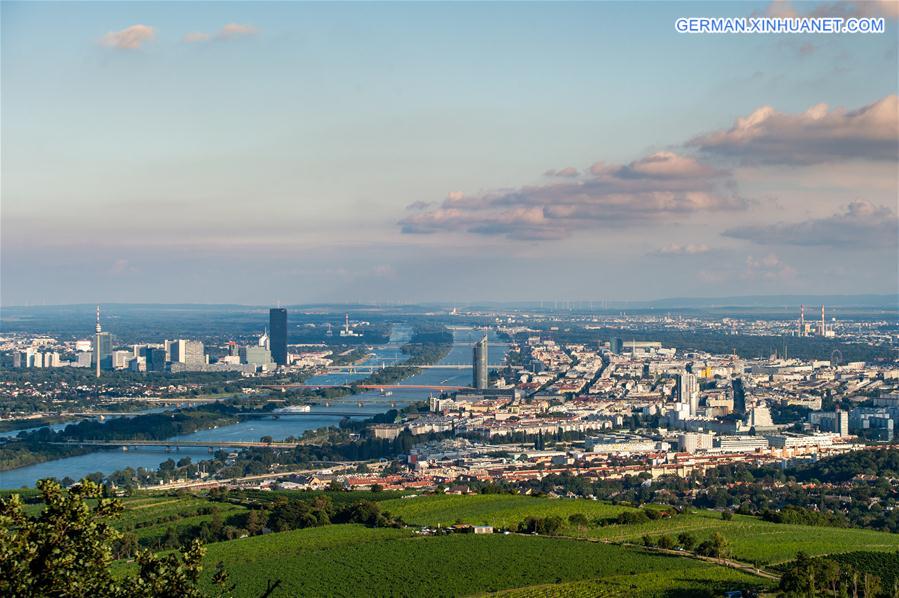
[516,532,781,582]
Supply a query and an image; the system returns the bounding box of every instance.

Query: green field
[384,494,899,565]
[494,566,769,598]
[193,524,769,597]
[113,494,247,545]
[380,494,643,528]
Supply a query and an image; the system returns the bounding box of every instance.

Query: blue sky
[2,1,897,305]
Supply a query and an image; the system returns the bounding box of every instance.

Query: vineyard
[380,493,646,528]
[825,551,899,589]
[114,494,247,545]
[196,524,770,597]
[383,494,899,565]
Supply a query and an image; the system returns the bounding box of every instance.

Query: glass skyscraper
[472,335,488,389]
[269,308,288,366]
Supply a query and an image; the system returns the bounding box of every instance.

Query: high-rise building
[185,341,206,366]
[112,350,132,369]
[472,335,489,389]
[240,345,273,365]
[676,372,699,416]
[169,339,205,367]
[94,306,112,377]
[269,308,288,366]
[732,377,746,415]
[610,337,623,354]
[145,348,167,372]
[169,339,187,363]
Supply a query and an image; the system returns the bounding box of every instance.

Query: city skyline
[2,1,897,306]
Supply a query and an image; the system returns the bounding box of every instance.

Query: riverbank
[0,327,452,485]
[0,405,241,473]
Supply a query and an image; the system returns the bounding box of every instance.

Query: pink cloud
[689,95,899,164]
[743,253,796,281]
[100,24,156,50]
[725,200,898,248]
[183,23,258,44]
[544,167,580,178]
[400,151,744,240]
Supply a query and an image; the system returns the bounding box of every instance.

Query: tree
[245,509,264,536]
[655,534,675,550]
[0,479,210,597]
[677,532,696,551]
[696,532,729,560]
[211,560,236,597]
[567,513,589,532]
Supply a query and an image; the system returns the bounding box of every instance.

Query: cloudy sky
[2,1,897,306]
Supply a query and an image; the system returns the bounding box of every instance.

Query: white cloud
[651,243,712,256]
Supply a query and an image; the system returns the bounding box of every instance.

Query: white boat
[276,405,312,413]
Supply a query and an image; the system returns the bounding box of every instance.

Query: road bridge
[236,411,371,418]
[323,364,515,372]
[265,384,468,392]
[46,440,303,449]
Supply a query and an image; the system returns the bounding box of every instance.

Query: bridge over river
[46,439,305,449]
[264,383,469,392]
[323,363,516,373]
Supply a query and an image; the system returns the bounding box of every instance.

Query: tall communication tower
[95,305,102,378]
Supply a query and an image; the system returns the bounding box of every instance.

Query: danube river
[0,326,508,489]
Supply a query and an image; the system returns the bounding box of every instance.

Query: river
[0,326,508,488]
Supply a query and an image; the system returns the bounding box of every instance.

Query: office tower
[610,337,623,354]
[169,339,187,363]
[112,350,132,369]
[676,372,699,416]
[472,335,489,390]
[184,341,206,366]
[169,339,205,367]
[240,345,272,365]
[732,377,746,415]
[269,308,288,366]
[145,348,167,372]
[94,306,112,378]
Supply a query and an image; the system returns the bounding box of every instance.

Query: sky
[2,1,897,306]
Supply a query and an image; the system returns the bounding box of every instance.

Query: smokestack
[821,305,825,335]
[800,304,805,337]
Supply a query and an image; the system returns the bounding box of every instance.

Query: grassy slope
[380,494,642,528]
[115,495,247,544]
[384,494,899,565]
[196,525,768,598]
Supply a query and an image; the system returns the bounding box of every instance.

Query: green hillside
[193,525,769,597]
[383,494,899,565]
